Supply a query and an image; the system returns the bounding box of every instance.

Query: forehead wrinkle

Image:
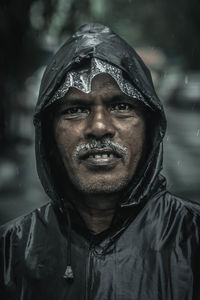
[91,73,120,91]
[60,87,92,105]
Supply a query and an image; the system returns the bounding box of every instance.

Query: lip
[79,149,122,169]
[79,148,122,160]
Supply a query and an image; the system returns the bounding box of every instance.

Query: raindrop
[51,60,57,71]
[197,129,200,137]
[177,160,180,166]
[184,76,188,85]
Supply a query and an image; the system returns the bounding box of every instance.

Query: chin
[72,175,130,195]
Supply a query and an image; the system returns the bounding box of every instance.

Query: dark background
[0,0,200,225]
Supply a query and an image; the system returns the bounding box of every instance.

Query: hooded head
[34,23,167,211]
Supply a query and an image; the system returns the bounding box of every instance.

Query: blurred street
[0,138,48,226]
[0,68,49,225]
[163,106,200,201]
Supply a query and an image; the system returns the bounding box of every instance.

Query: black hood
[34,23,167,211]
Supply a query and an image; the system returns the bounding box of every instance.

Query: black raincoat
[0,24,200,300]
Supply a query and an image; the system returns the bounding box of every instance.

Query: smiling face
[54,73,146,195]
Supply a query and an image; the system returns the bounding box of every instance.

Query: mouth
[79,149,122,168]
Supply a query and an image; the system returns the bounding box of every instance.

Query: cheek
[119,120,146,152]
[54,122,76,159]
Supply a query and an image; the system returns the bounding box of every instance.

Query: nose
[84,105,115,140]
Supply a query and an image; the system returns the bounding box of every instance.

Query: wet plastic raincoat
[1,24,200,300]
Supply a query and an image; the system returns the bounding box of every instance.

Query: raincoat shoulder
[0,202,60,299]
[0,192,200,300]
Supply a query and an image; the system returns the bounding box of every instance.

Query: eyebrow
[58,93,135,106]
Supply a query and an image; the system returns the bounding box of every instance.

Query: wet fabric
[50,57,151,109]
[0,23,200,300]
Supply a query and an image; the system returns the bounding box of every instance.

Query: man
[0,23,200,300]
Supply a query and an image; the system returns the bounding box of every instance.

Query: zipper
[86,240,96,300]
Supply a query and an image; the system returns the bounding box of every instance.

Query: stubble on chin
[69,173,130,195]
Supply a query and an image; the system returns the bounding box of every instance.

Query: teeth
[88,153,114,159]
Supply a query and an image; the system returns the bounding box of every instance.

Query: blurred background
[0,0,200,225]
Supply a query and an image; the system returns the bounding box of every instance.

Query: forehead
[91,73,120,90]
[65,73,123,100]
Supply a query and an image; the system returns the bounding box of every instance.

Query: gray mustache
[74,138,128,159]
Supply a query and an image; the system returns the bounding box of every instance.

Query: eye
[65,107,88,114]
[60,106,90,119]
[110,103,133,112]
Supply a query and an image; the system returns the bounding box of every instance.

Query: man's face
[54,73,146,195]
